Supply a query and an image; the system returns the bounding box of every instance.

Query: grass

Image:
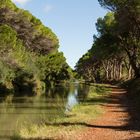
[12,84,111,140]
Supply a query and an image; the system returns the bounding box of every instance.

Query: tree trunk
[124,46,140,78]
[119,63,122,80]
[129,57,140,78]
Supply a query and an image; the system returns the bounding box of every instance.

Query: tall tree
[98,0,140,77]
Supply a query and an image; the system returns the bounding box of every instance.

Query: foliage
[98,0,140,77]
[0,60,15,84]
[0,0,71,94]
[0,0,17,10]
[76,0,140,82]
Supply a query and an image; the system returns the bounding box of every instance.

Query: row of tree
[0,0,72,94]
[76,0,140,83]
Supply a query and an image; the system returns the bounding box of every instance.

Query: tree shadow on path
[46,85,140,132]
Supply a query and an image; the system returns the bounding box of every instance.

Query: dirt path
[75,86,140,140]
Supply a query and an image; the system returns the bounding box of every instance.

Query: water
[0,82,90,139]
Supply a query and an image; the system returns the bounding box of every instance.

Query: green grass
[12,84,111,140]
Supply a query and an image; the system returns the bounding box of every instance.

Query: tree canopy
[0,0,72,94]
[76,0,140,82]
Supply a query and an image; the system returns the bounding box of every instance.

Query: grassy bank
[12,84,110,140]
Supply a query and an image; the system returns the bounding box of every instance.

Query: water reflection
[65,88,78,113]
[0,82,90,138]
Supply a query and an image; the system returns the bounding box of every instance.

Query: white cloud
[11,0,31,5]
[44,4,53,14]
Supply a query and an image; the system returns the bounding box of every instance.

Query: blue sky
[12,0,107,68]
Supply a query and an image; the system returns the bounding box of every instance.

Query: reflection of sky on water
[65,89,78,112]
[0,82,91,138]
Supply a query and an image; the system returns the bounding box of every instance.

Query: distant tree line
[76,0,140,83]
